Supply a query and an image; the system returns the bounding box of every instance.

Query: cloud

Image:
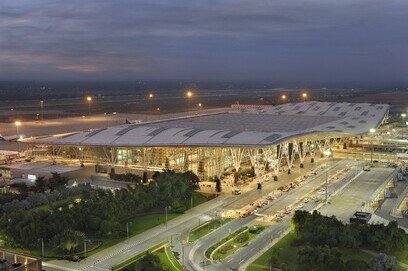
[0,0,407,82]
[57,65,102,73]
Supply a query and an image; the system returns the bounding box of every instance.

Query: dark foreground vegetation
[0,170,199,258]
[287,210,406,271]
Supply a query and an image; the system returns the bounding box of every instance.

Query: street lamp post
[40,238,44,258]
[165,206,168,226]
[281,94,287,104]
[301,92,308,102]
[369,128,376,163]
[40,100,44,122]
[148,93,154,112]
[323,149,332,202]
[186,90,193,111]
[325,164,328,202]
[84,238,87,258]
[182,245,185,266]
[15,121,21,135]
[86,96,92,116]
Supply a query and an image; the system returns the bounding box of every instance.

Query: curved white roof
[23,101,389,147]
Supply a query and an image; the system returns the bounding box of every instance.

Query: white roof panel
[22,101,390,147]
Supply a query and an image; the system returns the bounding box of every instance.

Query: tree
[13,183,29,196]
[297,245,345,271]
[367,253,400,271]
[48,173,68,191]
[134,252,164,271]
[33,176,47,193]
[214,176,221,192]
[53,229,85,254]
[142,172,148,183]
[344,259,368,271]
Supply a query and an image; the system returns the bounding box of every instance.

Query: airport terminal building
[22,102,390,181]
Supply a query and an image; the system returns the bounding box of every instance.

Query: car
[363,165,371,171]
[267,195,276,201]
[250,209,259,215]
[232,188,241,195]
[303,198,309,203]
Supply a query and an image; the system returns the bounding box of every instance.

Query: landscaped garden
[112,242,183,271]
[205,225,265,261]
[247,210,408,271]
[247,232,374,271]
[188,218,231,242]
[0,170,211,261]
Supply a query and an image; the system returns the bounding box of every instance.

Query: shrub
[109,172,142,183]
[219,244,234,254]
[249,225,264,234]
[235,232,250,243]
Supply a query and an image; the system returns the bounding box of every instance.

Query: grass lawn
[84,191,210,258]
[113,243,182,271]
[389,247,408,265]
[190,191,210,207]
[188,218,230,242]
[0,192,211,261]
[153,246,183,271]
[207,225,265,261]
[247,232,374,271]
[29,195,82,213]
[113,242,166,271]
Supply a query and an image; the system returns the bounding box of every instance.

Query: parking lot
[319,166,397,222]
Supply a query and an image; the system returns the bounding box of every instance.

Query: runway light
[369,128,376,133]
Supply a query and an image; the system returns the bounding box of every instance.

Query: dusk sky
[1,0,407,83]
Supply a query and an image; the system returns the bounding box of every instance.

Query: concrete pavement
[182,160,362,271]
